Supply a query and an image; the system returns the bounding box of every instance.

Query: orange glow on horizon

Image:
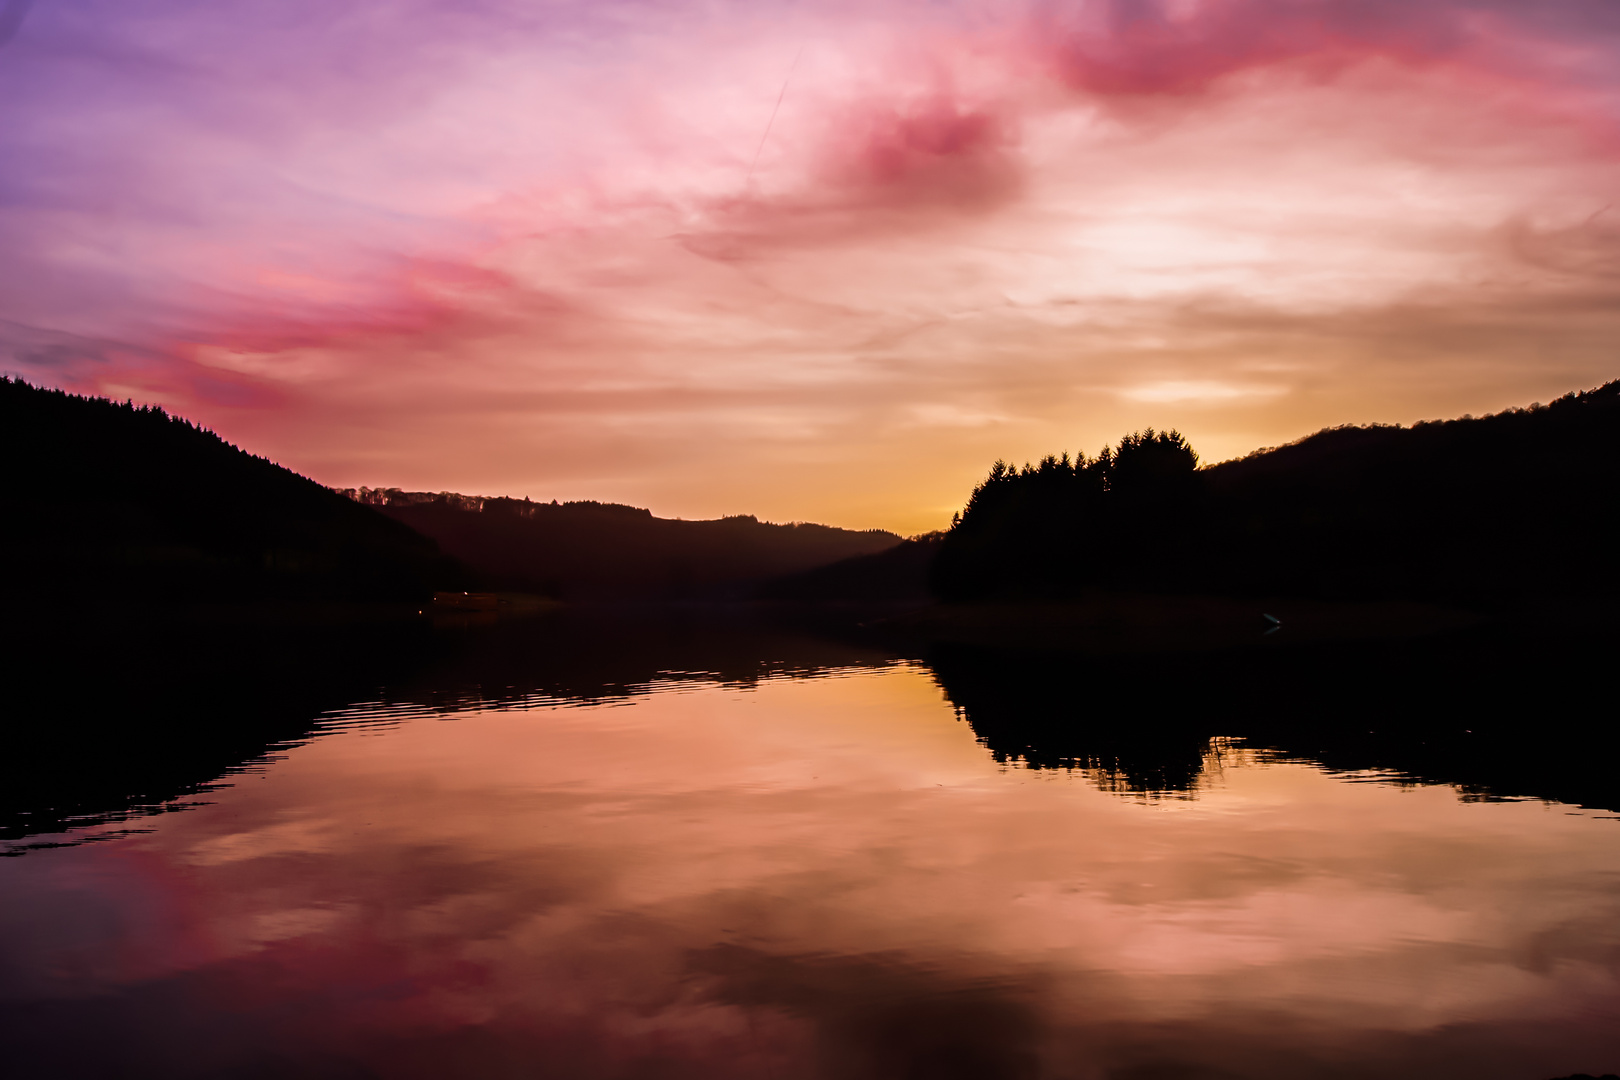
[5,2,1620,532]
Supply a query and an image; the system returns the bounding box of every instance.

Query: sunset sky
[4,0,1620,533]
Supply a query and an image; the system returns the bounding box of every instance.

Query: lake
[2,610,1618,1079]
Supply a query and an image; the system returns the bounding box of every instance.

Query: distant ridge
[1,378,458,603]
[758,532,945,604]
[344,487,902,601]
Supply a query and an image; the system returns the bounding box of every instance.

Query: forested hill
[1,378,457,603]
[929,379,1620,606]
[1194,380,1620,601]
[345,488,902,600]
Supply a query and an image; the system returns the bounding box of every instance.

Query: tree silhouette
[1107,428,1199,500]
[931,430,1202,601]
[931,380,1620,606]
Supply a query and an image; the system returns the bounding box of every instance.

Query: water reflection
[11,605,1619,856]
[926,627,1620,813]
[0,606,895,851]
[2,643,1619,1079]
[0,607,445,850]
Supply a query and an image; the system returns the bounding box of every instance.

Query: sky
[3,1,1619,533]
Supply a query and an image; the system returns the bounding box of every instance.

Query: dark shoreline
[7,595,1619,855]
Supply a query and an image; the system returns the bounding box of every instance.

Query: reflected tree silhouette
[922,625,1620,812]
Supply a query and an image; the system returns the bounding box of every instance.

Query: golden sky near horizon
[4,1,1620,533]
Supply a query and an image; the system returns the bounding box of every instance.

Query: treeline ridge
[932,380,1620,605]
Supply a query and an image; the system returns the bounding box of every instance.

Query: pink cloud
[5,1,1620,529]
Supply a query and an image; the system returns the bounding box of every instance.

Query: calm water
[3,622,1619,1079]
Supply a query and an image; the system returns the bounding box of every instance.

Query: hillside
[759,532,944,604]
[346,488,902,601]
[0,378,458,603]
[922,379,1620,606]
[1195,382,1620,602]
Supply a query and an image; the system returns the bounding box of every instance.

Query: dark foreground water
[2,610,1618,1079]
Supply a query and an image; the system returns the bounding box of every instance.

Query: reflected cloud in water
[2,639,1619,1078]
